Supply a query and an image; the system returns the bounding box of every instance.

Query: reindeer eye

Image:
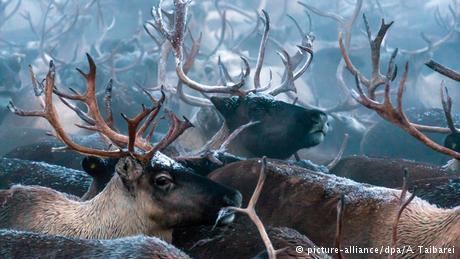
[154,174,173,188]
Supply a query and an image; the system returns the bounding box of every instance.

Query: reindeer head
[8,54,242,233]
[114,153,241,228]
[145,3,328,159]
[211,94,328,159]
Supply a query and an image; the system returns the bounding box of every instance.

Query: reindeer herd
[0,0,459,258]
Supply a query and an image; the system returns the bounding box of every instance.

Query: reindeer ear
[115,157,143,181]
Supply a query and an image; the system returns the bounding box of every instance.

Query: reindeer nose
[223,191,243,208]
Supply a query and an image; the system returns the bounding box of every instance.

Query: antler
[146,1,314,105]
[426,59,460,82]
[299,0,363,49]
[351,58,460,159]
[335,194,346,259]
[0,0,21,29]
[8,60,124,158]
[292,0,362,112]
[341,15,458,134]
[340,14,396,100]
[9,55,192,162]
[389,169,415,259]
[384,1,458,56]
[222,157,283,259]
[251,10,314,97]
[21,0,81,67]
[150,0,250,96]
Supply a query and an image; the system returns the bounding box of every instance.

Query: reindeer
[337,13,460,167]
[296,0,460,164]
[0,157,91,197]
[0,55,242,242]
[0,229,190,259]
[0,158,330,259]
[331,155,459,208]
[209,158,460,258]
[174,158,331,259]
[143,0,330,160]
[174,217,330,259]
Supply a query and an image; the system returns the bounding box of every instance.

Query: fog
[0,0,459,164]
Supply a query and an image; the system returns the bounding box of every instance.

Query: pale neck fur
[31,175,172,242]
[397,200,459,249]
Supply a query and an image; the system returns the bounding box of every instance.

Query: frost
[268,161,400,204]
[150,152,188,172]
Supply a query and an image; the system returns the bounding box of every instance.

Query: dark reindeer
[145,0,329,160]
[0,55,242,242]
[0,229,190,259]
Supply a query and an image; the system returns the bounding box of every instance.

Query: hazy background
[0,0,459,163]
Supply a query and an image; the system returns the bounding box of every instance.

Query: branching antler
[176,120,260,166]
[385,1,458,57]
[352,58,460,159]
[250,10,314,97]
[9,55,192,163]
[21,0,82,66]
[8,60,124,158]
[341,14,459,138]
[294,0,363,112]
[340,14,396,100]
[145,1,314,106]
[299,0,363,49]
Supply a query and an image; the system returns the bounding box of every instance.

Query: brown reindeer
[209,159,459,258]
[0,159,327,259]
[174,157,331,259]
[0,55,242,242]
[331,155,459,208]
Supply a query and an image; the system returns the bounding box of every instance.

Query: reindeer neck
[49,176,172,241]
[398,201,460,248]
